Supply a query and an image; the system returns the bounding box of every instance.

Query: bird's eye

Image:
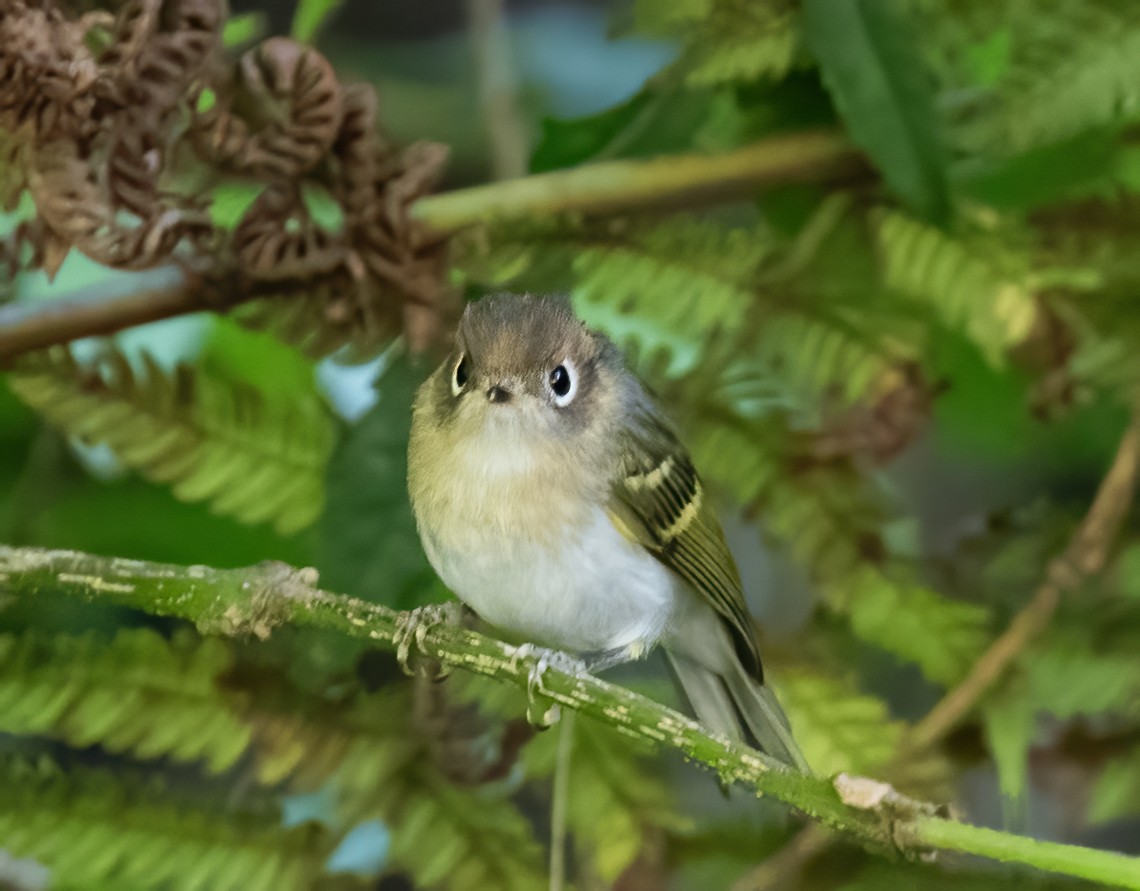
[451,354,469,396]
[547,361,577,406]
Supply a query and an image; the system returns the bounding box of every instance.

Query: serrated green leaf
[952,4,1140,157]
[638,0,802,88]
[777,668,901,777]
[804,0,949,220]
[8,346,335,535]
[0,755,329,891]
[873,210,1037,367]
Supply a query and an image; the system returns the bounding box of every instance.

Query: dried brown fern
[0,0,455,357]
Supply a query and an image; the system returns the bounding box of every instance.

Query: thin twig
[549,710,575,891]
[0,283,217,362]
[906,417,1140,752]
[729,823,831,891]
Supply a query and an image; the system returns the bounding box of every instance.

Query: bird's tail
[666,651,810,773]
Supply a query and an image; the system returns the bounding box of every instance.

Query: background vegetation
[2,0,1140,888]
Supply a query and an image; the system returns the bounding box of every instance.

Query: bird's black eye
[547,361,577,406]
[550,365,571,396]
[451,354,469,396]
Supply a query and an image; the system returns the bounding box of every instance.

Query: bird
[406,292,807,770]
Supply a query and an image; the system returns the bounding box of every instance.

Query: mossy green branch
[412,130,863,232]
[1,546,1139,888]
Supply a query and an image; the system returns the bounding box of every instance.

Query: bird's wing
[606,410,763,681]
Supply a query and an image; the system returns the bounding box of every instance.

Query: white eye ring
[546,358,578,407]
[451,353,470,397]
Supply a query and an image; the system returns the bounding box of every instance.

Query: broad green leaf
[983,695,1033,802]
[803,0,950,220]
[317,354,437,609]
[1089,753,1140,823]
[291,0,343,44]
[531,87,736,173]
[221,12,265,47]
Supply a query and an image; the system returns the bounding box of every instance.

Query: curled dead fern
[7,345,335,535]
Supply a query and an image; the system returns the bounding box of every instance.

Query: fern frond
[249,687,548,891]
[0,756,329,891]
[721,310,916,424]
[0,629,251,772]
[949,1,1140,156]
[7,346,335,534]
[690,420,990,684]
[873,210,1038,366]
[1021,622,1140,720]
[573,218,777,377]
[777,667,950,796]
[387,769,547,891]
[635,0,802,86]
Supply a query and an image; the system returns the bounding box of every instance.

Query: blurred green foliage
[4,0,1140,888]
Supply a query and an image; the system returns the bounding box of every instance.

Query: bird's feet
[393,601,470,680]
[509,643,589,729]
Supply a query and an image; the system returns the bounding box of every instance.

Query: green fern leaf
[635,0,802,87]
[723,310,914,422]
[982,693,1034,802]
[873,210,1038,366]
[0,629,251,773]
[1023,625,1140,720]
[844,566,990,687]
[387,770,547,891]
[690,421,990,683]
[777,668,901,777]
[248,686,548,890]
[0,756,329,891]
[573,218,777,377]
[7,346,335,534]
[952,2,1140,156]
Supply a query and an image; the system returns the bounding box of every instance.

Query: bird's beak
[486,384,512,404]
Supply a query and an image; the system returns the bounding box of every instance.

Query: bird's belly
[424,508,677,653]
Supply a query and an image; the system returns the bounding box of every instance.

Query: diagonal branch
[735,416,1140,891]
[906,416,1140,751]
[0,545,1138,888]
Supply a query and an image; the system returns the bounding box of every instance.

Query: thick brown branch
[0,282,220,361]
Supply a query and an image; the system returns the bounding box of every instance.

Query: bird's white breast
[422,505,677,652]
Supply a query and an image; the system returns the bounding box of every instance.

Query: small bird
[407,293,807,770]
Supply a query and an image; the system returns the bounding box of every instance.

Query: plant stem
[412,130,863,233]
[1,545,1138,888]
[913,816,1140,889]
